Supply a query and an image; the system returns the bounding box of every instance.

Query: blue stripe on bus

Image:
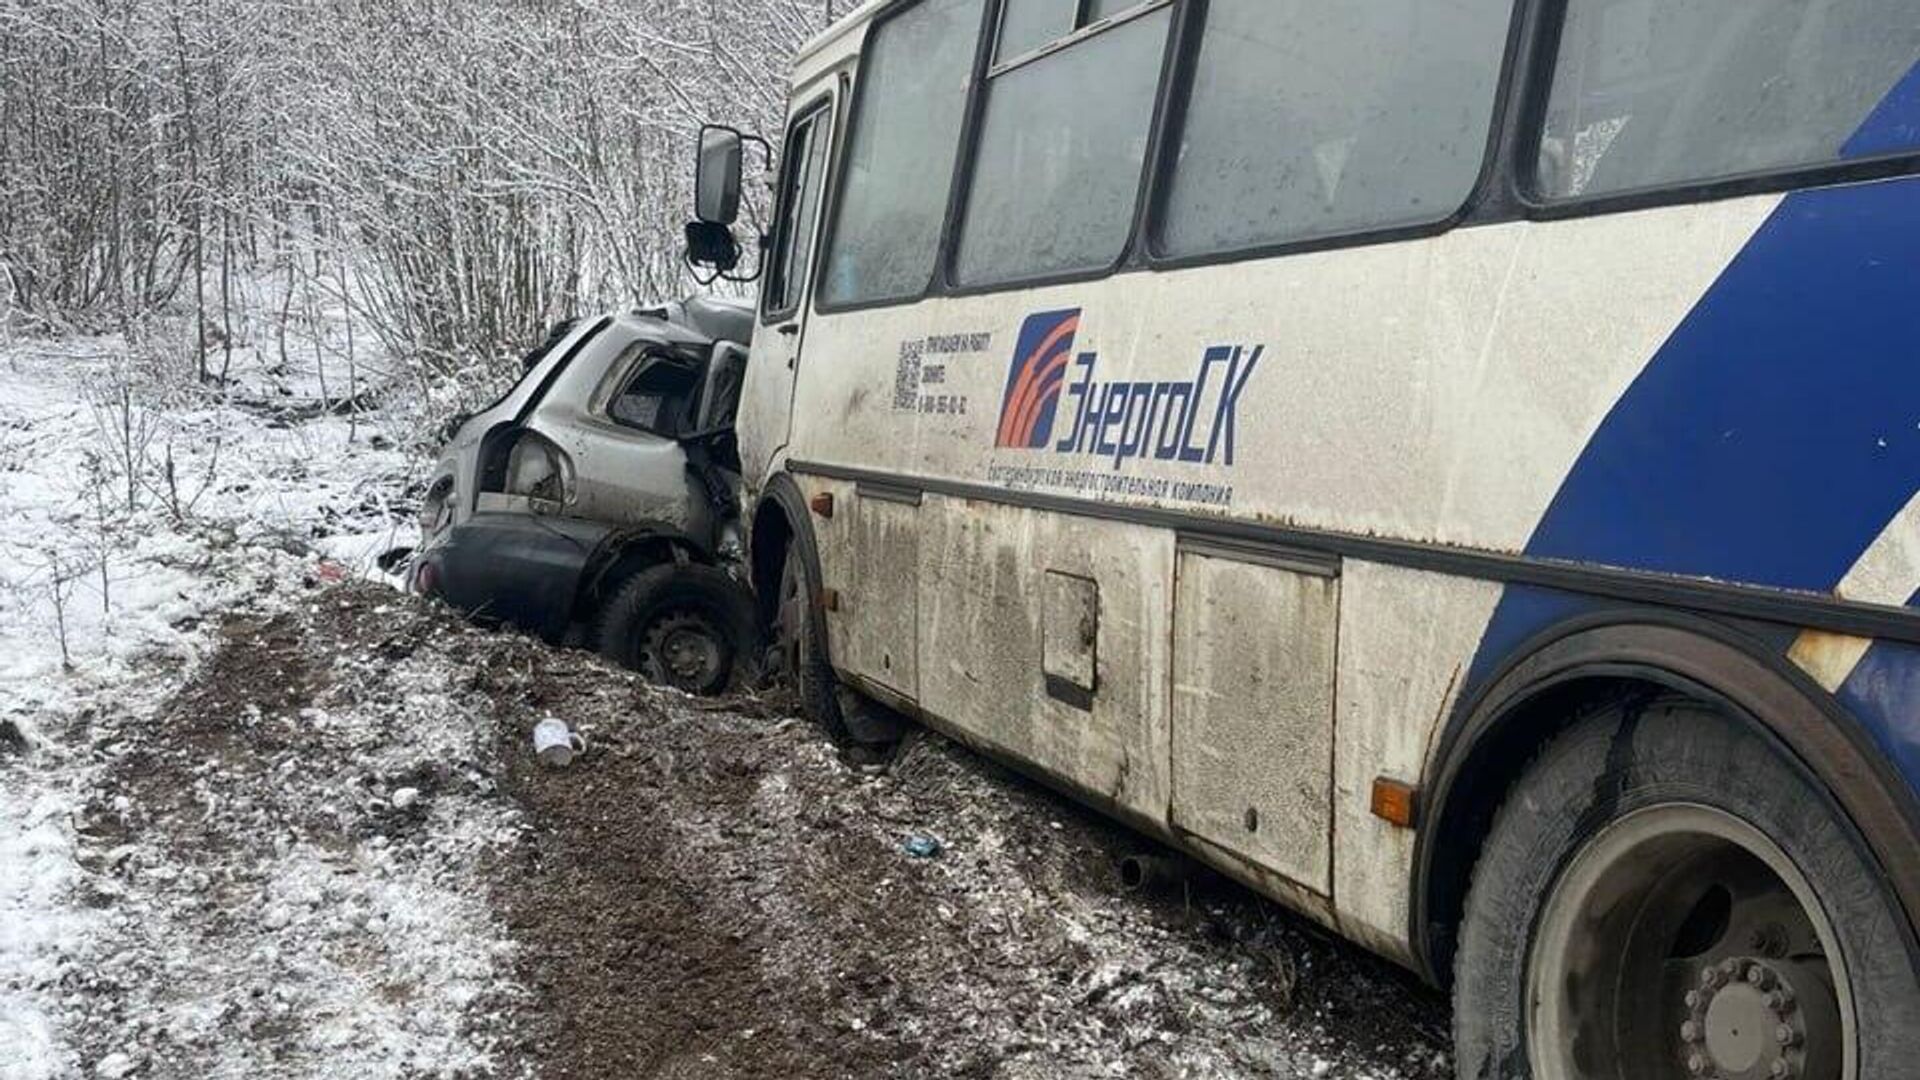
[1453,74,1920,801]
[1521,176,1920,592]
[1461,586,1602,688]
[1463,176,1920,768]
[1844,60,1920,159]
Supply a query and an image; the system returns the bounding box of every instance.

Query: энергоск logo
[993,308,1081,449]
[993,308,1260,469]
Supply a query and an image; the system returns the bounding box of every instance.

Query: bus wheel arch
[749,480,804,636]
[1416,618,1920,992]
[750,473,908,751]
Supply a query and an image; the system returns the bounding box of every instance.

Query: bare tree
[0,0,830,392]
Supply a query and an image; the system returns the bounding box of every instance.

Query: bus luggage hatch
[1170,539,1339,895]
[847,483,921,701]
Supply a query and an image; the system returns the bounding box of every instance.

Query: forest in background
[0,0,834,392]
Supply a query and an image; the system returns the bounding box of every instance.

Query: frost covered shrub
[0,0,829,382]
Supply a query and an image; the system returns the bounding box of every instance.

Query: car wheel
[597,563,754,696]
[772,540,902,747]
[1454,696,1920,1080]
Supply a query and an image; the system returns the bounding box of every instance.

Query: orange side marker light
[1371,777,1418,829]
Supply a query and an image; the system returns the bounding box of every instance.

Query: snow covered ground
[0,325,500,1079]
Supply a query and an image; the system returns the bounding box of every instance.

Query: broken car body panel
[413,297,754,652]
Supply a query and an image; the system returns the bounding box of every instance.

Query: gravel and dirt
[48,578,1452,1079]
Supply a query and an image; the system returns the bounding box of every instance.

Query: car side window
[609,380,667,431]
[1537,0,1920,199]
[765,103,834,322]
[605,351,701,439]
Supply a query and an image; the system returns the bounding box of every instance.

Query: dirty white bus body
[709,1,1920,1075]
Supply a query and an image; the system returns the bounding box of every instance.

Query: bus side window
[954,6,1174,285]
[996,0,1077,60]
[1155,0,1515,260]
[996,0,1154,61]
[1536,0,1920,199]
[817,0,986,308]
[1081,0,1143,23]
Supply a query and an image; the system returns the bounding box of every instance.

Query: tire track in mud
[67,585,523,1079]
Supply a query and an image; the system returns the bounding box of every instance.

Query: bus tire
[1453,696,1920,1080]
[772,539,903,748]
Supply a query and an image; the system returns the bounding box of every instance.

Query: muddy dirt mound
[67,581,526,1079]
[66,581,1449,1079]
[466,617,1451,1078]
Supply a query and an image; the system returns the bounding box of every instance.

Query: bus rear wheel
[1454,698,1920,1080]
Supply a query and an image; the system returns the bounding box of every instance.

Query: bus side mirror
[695,125,744,226]
[687,124,768,283]
[684,221,741,274]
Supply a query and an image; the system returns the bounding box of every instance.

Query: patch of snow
[0,786,92,1080]
[0,325,493,1078]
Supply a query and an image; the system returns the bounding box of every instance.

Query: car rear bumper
[411,513,618,643]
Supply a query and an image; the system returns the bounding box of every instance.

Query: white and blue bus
[687,1,1920,1075]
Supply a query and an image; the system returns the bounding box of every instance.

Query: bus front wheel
[772,540,903,749]
[1453,698,1920,1080]
[774,540,846,740]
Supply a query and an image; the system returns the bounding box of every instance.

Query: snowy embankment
[0,329,514,1079]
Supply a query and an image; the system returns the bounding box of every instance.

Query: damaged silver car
[408,297,759,694]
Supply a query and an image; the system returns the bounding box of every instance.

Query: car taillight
[419,481,454,537]
[504,433,574,508]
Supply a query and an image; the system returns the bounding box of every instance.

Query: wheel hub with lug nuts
[1525,805,1853,1080]
[1683,958,1814,1079]
[644,611,724,689]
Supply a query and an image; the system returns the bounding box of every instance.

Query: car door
[737,89,837,491]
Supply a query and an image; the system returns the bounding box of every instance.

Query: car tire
[1454,696,1920,1080]
[772,539,903,748]
[597,563,755,696]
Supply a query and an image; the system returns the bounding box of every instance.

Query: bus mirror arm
[683,225,768,287]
